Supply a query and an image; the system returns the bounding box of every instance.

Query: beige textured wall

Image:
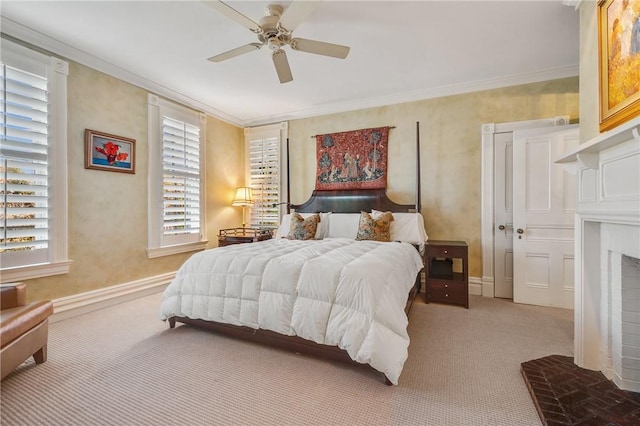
[25,62,243,302]
[205,116,246,239]
[289,77,579,278]
[580,2,600,141]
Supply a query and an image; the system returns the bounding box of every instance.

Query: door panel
[494,133,514,298]
[512,125,579,308]
[525,140,551,211]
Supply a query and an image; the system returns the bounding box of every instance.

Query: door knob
[516,228,524,234]
[498,225,505,230]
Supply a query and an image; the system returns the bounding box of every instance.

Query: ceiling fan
[204,0,350,84]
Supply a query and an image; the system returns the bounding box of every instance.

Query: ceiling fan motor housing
[259,15,280,37]
[259,5,285,37]
[258,10,291,51]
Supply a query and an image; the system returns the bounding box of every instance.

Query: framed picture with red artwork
[85,129,135,174]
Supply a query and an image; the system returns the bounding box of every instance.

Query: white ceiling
[0,1,580,127]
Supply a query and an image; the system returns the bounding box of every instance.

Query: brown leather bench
[1,283,53,380]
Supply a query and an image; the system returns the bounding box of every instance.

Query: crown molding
[240,65,579,127]
[1,17,243,126]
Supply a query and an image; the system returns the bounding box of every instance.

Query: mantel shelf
[555,116,640,169]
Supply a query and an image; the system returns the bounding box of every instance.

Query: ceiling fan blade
[272,49,293,84]
[208,43,262,62]
[290,38,350,59]
[278,1,322,32]
[202,0,261,33]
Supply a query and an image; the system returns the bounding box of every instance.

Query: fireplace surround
[557,117,640,393]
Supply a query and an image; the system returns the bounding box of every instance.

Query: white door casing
[512,125,579,308]
[493,132,514,298]
[480,116,569,298]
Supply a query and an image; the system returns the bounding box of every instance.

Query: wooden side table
[425,240,469,308]
[218,228,272,247]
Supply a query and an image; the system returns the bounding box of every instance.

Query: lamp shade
[231,187,254,206]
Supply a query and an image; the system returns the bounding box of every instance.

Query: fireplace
[557,117,640,393]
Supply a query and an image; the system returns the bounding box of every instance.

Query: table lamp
[232,187,254,228]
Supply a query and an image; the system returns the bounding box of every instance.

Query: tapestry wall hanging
[315,126,390,190]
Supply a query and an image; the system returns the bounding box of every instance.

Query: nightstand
[425,240,468,308]
[218,228,272,247]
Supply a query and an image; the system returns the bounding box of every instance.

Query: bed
[161,124,427,385]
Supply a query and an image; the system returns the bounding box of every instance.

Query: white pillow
[326,213,361,239]
[371,210,428,244]
[275,212,331,239]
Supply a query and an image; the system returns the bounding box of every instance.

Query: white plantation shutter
[0,65,49,259]
[249,136,280,228]
[147,95,206,257]
[162,117,200,240]
[1,40,69,278]
[245,123,287,229]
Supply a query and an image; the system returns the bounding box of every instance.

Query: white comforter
[160,238,424,384]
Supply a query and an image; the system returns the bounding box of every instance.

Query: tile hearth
[521,355,640,425]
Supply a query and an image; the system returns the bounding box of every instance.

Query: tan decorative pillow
[287,213,321,240]
[355,211,394,242]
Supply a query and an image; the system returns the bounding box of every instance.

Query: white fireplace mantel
[557,116,640,392]
[557,117,640,170]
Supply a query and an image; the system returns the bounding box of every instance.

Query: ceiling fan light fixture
[267,37,282,51]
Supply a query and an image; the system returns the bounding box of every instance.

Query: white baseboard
[469,276,482,296]
[481,276,495,298]
[51,272,175,323]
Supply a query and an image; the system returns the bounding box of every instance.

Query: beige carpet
[0,293,573,425]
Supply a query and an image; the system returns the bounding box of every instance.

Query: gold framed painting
[598,0,640,132]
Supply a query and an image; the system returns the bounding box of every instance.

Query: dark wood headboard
[291,189,416,213]
[288,122,422,215]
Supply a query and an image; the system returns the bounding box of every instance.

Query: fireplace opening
[616,254,640,390]
[597,223,640,394]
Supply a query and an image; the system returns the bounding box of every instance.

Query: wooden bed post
[286,137,291,214]
[416,121,421,213]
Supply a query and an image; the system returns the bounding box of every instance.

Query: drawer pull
[445,284,448,288]
[445,293,448,297]
[444,250,448,254]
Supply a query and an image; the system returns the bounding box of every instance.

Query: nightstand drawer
[427,280,466,305]
[427,245,467,259]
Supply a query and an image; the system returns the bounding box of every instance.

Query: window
[147,94,207,258]
[0,39,70,282]
[245,122,287,229]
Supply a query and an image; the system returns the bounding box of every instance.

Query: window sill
[146,240,208,259]
[1,260,73,283]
